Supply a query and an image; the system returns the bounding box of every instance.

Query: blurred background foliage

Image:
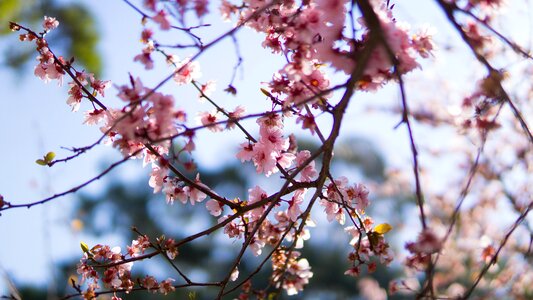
[0,0,102,76]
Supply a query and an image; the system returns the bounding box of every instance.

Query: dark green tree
[1,0,102,75]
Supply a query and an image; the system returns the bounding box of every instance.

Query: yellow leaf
[80,241,90,253]
[374,223,393,235]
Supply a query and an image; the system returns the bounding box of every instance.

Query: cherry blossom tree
[1,0,532,299]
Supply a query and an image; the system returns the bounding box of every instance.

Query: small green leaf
[188,291,197,300]
[374,223,393,235]
[45,151,56,162]
[36,159,47,166]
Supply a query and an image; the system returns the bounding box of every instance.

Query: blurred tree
[0,0,102,76]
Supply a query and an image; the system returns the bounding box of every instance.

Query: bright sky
[0,0,530,296]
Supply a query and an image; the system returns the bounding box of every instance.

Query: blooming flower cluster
[76,235,178,299]
[222,0,435,100]
[236,113,296,176]
[320,176,370,224]
[271,250,313,296]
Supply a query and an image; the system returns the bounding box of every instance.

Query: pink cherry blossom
[149,165,167,193]
[197,110,223,132]
[287,189,306,222]
[163,178,188,204]
[250,141,278,176]
[227,105,245,130]
[206,199,223,216]
[183,174,208,205]
[236,142,254,162]
[134,43,155,70]
[158,278,176,295]
[295,150,317,182]
[152,10,171,30]
[198,80,216,100]
[83,109,106,125]
[173,59,201,85]
[42,16,59,31]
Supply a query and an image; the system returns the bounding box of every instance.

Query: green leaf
[45,151,56,162]
[35,159,47,166]
[0,0,23,35]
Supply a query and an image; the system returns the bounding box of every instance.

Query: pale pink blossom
[249,185,268,203]
[173,59,201,85]
[153,10,171,30]
[83,109,105,125]
[250,141,278,176]
[42,16,59,31]
[206,199,223,216]
[219,0,238,21]
[34,62,64,84]
[283,258,313,295]
[276,152,295,170]
[140,275,159,292]
[149,165,167,193]
[259,127,288,152]
[227,105,245,129]
[197,110,223,132]
[198,80,216,100]
[134,43,155,70]
[112,106,147,140]
[159,278,176,295]
[412,24,437,58]
[295,150,317,182]
[247,185,268,220]
[249,237,265,256]
[116,77,145,102]
[236,142,254,162]
[346,183,369,210]
[90,78,111,97]
[319,199,344,224]
[287,189,306,222]
[67,83,83,111]
[183,174,208,205]
[163,179,188,204]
